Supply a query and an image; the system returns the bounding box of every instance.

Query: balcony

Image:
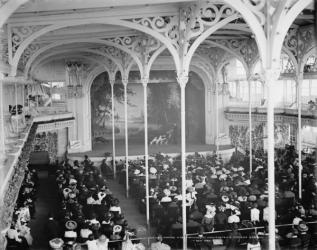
[225,106,317,127]
[0,107,74,206]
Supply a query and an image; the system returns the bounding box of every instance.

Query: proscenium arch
[86,62,214,147]
[11,19,180,76]
[21,38,140,78]
[84,65,120,151]
[84,57,136,93]
[27,48,123,78]
[191,56,215,88]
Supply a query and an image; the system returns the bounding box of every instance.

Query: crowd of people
[44,155,152,250]
[7,144,317,249]
[6,167,39,249]
[113,145,317,249]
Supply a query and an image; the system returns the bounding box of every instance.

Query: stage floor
[69,140,233,157]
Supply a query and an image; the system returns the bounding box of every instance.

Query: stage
[68,140,235,164]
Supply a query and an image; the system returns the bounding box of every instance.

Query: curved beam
[185,14,240,73]
[0,0,29,28]
[24,38,135,78]
[222,0,267,65]
[27,48,122,78]
[146,45,167,78]
[85,65,112,94]
[271,0,312,69]
[31,54,111,79]
[29,52,113,79]
[203,40,249,76]
[12,19,180,75]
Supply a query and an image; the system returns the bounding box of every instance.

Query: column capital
[109,78,115,86]
[177,73,188,89]
[122,78,128,86]
[141,77,149,87]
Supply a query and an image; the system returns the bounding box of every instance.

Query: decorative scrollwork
[129,2,238,53]
[280,53,295,74]
[18,43,48,70]
[132,16,179,49]
[298,27,315,60]
[283,28,298,61]
[11,25,48,56]
[213,38,259,69]
[0,28,8,64]
[196,46,230,70]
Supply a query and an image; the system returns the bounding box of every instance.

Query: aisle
[29,170,60,250]
[106,179,149,238]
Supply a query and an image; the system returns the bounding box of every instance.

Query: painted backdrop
[90,71,205,146]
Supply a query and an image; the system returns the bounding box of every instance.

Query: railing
[58,221,317,249]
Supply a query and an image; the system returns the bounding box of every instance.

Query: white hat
[293,217,302,226]
[163,189,171,196]
[113,225,122,233]
[49,238,64,249]
[69,179,77,185]
[219,174,227,181]
[134,169,140,175]
[244,180,251,185]
[65,220,77,230]
[150,167,157,174]
[222,195,229,202]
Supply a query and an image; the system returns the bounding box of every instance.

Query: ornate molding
[196,46,231,71]
[93,45,133,73]
[225,108,317,127]
[10,25,49,59]
[18,42,49,70]
[283,25,316,65]
[128,2,238,52]
[214,38,259,69]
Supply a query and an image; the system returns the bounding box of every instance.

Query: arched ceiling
[3,0,315,82]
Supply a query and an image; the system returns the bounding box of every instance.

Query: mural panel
[90,71,205,146]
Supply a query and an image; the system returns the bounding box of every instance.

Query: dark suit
[46,219,61,240]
